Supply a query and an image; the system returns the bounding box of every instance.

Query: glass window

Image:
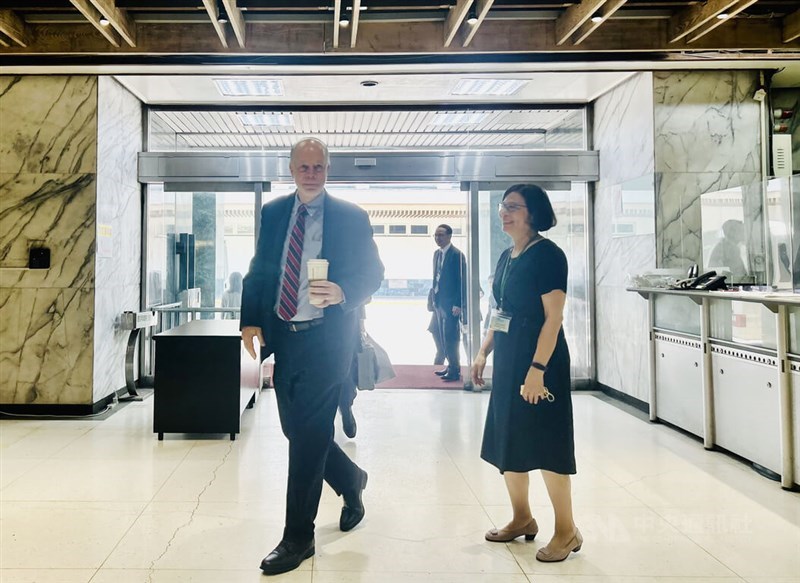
[410,225,428,235]
[145,184,256,314]
[372,224,386,235]
[389,225,407,234]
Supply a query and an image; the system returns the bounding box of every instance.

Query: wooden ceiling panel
[3,0,797,58]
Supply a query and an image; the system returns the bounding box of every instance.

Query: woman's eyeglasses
[498,202,527,213]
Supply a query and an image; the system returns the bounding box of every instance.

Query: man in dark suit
[430,224,466,382]
[241,138,384,575]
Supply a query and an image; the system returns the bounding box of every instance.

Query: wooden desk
[153,319,259,440]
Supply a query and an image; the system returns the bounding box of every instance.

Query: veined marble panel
[595,286,651,403]
[653,71,761,174]
[656,172,761,269]
[97,76,142,193]
[0,76,98,175]
[92,284,139,402]
[0,173,96,289]
[595,182,656,288]
[93,77,143,400]
[0,286,94,404]
[593,72,655,186]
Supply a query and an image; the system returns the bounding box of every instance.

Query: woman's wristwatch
[530,361,547,372]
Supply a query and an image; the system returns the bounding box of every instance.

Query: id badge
[488,310,512,333]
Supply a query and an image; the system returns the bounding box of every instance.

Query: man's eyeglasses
[498,202,527,213]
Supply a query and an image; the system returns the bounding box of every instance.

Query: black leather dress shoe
[434,369,448,376]
[341,406,357,439]
[441,373,462,382]
[259,539,314,575]
[340,470,368,532]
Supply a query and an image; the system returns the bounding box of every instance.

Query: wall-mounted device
[772,134,793,177]
[28,247,50,269]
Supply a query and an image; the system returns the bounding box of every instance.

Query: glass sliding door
[144,183,258,314]
[471,183,591,385]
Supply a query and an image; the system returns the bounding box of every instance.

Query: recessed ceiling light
[716,12,730,19]
[591,14,603,23]
[429,112,488,126]
[236,112,294,127]
[451,79,528,96]
[214,79,284,97]
[99,16,110,26]
[360,80,379,87]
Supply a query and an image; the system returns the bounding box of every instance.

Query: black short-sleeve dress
[480,239,576,475]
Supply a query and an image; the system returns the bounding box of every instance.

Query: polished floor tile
[1,390,798,583]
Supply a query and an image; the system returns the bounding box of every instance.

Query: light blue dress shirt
[274,191,325,321]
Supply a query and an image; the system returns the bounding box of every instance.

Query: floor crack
[146,442,235,582]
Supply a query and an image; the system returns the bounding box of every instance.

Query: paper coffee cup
[308,259,329,306]
[307,259,329,281]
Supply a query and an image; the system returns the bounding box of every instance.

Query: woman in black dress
[471,184,581,563]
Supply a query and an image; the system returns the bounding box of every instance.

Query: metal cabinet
[654,333,704,438]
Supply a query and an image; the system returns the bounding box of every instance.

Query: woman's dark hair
[503,183,557,232]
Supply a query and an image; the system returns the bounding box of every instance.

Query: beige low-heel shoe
[485,518,539,542]
[535,529,583,562]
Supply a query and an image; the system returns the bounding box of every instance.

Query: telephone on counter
[670,268,728,291]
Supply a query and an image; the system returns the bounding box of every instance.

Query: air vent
[772,134,793,177]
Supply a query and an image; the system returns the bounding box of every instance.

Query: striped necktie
[277,204,308,321]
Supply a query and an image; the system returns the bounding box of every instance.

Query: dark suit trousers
[271,321,363,544]
[436,306,461,374]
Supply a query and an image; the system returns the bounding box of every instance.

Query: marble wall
[92,77,142,403]
[654,71,763,270]
[0,75,143,406]
[592,72,656,402]
[0,76,99,404]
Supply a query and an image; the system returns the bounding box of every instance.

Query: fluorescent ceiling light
[237,112,294,127]
[214,78,284,97]
[429,112,488,126]
[450,79,528,96]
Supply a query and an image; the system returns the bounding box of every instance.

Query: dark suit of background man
[241,138,384,576]
[431,224,466,382]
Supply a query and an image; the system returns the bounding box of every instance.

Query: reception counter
[153,319,260,440]
[628,287,799,489]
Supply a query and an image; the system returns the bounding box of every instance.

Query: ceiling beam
[685,0,759,43]
[783,7,800,43]
[200,0,229,48]
[461,0,494,48]
[221,0,245,48]
[555,0,611,46]
[333,0,341,48]
[668,0,738,43]
[0,35,9,48]
[88,0,136,46]
[570,0,626,45]
[69,0,122,46]
[0,9,30,46]
[350,0,361,48]
[444,0,472,48]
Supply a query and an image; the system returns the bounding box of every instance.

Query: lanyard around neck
[498,235,543,310]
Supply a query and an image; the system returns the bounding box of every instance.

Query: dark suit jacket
[432,245,467,314]
[241,192,384,357]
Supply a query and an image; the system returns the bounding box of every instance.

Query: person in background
[472,184,581,563]
[337,304,367,439]
[221,271,243,319]
[430,224,466,382]
[240,137,384,576]
[708,219,748,283]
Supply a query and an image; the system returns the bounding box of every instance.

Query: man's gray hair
[290,137,330,166]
